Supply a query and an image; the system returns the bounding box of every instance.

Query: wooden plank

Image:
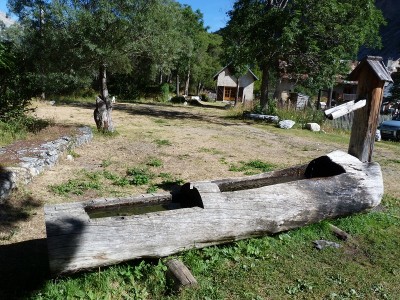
[45,150,383,274]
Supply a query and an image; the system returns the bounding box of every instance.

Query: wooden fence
[326,113,391,131]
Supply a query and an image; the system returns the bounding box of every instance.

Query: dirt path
[2,100,399,245]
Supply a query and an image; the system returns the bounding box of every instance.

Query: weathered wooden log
[166,259,197,290]
[44,151,383,274]
[324,100,366,120]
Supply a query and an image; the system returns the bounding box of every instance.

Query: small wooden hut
[213,65,258,102]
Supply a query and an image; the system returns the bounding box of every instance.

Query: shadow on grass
[60,100,241,127]
[0,238,50,299]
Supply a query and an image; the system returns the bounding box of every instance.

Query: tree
[283,0,385,93]
[9,0,158,132]
[223,0,290,110]
[224,0,385,109]
[388,72,400,103]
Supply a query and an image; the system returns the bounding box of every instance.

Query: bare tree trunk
[327,87,333,109]
[94,64,114,133]
[317,89,322,109]
[260,64,269,111]
[235,78,240,106]
[185,69,190,96]
[176,73,180,96]
[197,82,202,96]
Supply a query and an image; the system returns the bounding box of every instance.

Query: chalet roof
[213,64,259,81]
[348,56,393,83]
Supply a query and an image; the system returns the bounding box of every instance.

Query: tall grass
[0,112,52,146]
[227,101,325,127]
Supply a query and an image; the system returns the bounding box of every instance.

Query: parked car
[379,116,400,141]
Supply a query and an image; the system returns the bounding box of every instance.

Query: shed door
[224,87,237,101]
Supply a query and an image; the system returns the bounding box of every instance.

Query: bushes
[160,83,170,102]
[0,113,52,146]
[170,96,186,103]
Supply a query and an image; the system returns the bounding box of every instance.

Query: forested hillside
[358,0,400,60]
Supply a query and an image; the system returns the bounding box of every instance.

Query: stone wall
[0,126,93,202]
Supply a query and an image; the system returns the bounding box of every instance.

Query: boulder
[305,123,321,132]
[279,120,296,129]
[375,129,381,142]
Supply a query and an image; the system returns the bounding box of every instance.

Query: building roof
[213,64,259,81]
[348,56,393,83]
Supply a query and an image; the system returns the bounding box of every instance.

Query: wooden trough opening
[84,193,203,219]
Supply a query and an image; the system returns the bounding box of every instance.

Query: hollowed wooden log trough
[45,150,383,274]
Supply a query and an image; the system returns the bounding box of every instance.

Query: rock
[244,113,279,123]
[66,155,74,161]
[0,170,16,203]
[305,123,321,132]
[49,101,56,106]
[313,240,341,250]
[279,120,296,129]
[375,129,381,142]
[0,126,93,201]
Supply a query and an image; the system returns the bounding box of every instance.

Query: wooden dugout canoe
[44,150,383,274]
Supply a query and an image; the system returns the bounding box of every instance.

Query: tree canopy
[223,0,385,109]
[3,0,223,102]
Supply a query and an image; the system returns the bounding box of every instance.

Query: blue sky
[0,1,8,13]
[176,0,233,32]
[0,0,233,32]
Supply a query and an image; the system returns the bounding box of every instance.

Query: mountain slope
[358,0,400,60]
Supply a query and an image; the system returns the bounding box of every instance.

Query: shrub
[170,96,186,103]
[160,83,170,102]
[200,93,210,102]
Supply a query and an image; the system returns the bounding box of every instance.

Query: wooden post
[348,56,393,162]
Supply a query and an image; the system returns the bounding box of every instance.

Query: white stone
[375,129,381,142]
[66,155,74,161]
[279,120,296,129]
[305,123,321,132]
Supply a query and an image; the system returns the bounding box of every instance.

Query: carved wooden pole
[94,64,114,133]
[348,56,392,162]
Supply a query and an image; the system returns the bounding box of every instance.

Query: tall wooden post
[348,56,392,162]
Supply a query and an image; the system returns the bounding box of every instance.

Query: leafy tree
[224,0,385,109]
[283,0,385,93]
[191,32,223,93]
[224,0,290,109]
[9,0,160,132]
[388,72,400,102]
